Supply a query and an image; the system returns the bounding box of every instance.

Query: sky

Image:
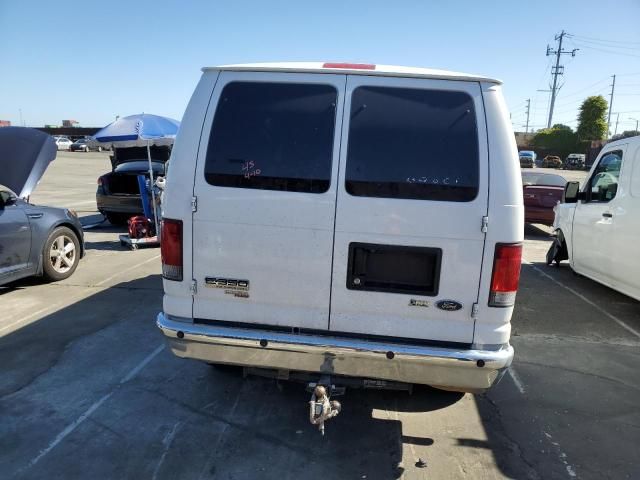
[1,0,639,134]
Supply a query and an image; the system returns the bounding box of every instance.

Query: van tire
[546,230,568,266]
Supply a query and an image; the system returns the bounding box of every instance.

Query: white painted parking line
[95,254,160,287]
[21,344,165,472]
[508,367,525,395]
[544,431,577,478]
[0,255,161,337]
[152,421,181,480]
[523,260,640,340]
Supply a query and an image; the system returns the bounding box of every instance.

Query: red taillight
[161,218,183,281]
[322,62,375,70]
[489,243,522,307]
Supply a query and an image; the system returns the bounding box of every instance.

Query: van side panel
[472,82,523,347]
[162,71,219,320]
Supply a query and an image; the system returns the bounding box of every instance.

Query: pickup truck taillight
[161,218,183,281]
[489,243,522,307]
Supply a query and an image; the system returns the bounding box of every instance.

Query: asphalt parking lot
[1,152,639,479]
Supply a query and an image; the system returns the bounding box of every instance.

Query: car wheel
[97,146,102,152]
[105,212,130,225]
[42,227,80,281]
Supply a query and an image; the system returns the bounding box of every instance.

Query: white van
[551,135,640,301]
[157,62,523,393]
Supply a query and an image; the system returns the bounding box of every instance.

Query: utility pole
[631,117,639,133]
[546,30,579,128]
[614,113,620,136]
[607,75,616,138]
[525,98,531,133]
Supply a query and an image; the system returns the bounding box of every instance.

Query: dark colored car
[70,138,104,152]
[522,172,566,226]
[0,128,84,286]
[96,146,169,225]
[541,155,563,168]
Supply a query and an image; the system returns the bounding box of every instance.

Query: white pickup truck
[550,135,640,301]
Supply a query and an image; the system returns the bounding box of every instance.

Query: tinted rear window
[205,82,338,193]
[346,86,479,202]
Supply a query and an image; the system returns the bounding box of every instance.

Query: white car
[53,136,73,150]
[157,62,523,394]
[551,135,640,301]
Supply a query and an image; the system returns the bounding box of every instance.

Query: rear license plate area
[347,243,442,296]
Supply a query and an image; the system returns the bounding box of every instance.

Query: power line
[569,42,640,59]
[555,78,610,99]
[567,37,640,51]
[566,33,640,46]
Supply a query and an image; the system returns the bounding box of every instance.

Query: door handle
[602,213,613,218]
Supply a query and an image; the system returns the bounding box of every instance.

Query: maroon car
[522,172,566,226]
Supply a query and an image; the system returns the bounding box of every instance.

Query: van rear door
[191,72,345,329]
[329,75,489,344]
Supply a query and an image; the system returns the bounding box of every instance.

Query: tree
[531,124,578,159]
[611,130,639,141]
[576,96,608,141]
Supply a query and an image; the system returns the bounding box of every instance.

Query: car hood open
[0,127,56,197]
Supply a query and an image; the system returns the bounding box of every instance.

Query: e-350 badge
[409,299,430,307]
[205,277,250,298]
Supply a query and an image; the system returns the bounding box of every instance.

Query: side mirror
[0,192,16,208]
[563,182,581,203]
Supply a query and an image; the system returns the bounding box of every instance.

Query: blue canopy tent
[91,114,180,236]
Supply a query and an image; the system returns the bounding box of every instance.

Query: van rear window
[345,86,479,202]
[204,82,337,193]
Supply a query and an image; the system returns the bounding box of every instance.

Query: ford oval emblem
[436,300,463,311]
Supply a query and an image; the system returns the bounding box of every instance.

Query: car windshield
[521,172,567,187]
[114,161,165,174]
[519,151,534,157]
[75,139,86,144]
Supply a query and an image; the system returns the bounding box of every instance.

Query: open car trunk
[107,173,141,194]
[106,146,171,194]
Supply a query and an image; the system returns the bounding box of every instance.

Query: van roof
[203,62,502,84]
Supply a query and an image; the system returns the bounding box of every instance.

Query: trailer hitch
[308,379,342,436]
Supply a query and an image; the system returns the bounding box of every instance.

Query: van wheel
[42,227,80,281]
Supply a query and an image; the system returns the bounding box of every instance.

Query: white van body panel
[159,64,521,392]
[162,72,219,319]
[207,62,501,84]
[190,71,346,329]
[329,75,489,344]
[555,137,640,301]
[472,83,523,347]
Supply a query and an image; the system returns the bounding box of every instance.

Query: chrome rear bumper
[157,313,514,393]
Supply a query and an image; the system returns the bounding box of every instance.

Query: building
[0,120,11,127]
[514,131,534,148]
[62,119,80,128]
